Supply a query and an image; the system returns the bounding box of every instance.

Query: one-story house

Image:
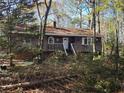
[10,24,102,56]
[44,26,102,55]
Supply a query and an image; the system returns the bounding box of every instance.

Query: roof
[13,25,102,37]
[46,27,102,37]
[10,31,39,36]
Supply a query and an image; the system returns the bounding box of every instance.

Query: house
[10,31,39,48]
[10,24,102,57]
[43,26,102,55]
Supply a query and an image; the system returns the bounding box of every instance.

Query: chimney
[89,19,91,27]
[53,21,56,28]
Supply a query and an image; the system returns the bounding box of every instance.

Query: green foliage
[95,80,111,93]
[119,46,124,57]
[94,79,120,93]
[0,36,8,49]
[65,54,121,93]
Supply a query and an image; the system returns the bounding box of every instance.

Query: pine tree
[0,0,36,66]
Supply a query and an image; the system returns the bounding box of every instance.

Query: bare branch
[44,0,48,8]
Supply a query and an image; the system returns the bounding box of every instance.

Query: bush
[94,79,120,93]
[68,54,122,93]
[13,45,40,60]
[44,50,66,64]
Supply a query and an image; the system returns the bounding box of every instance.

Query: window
[23,38,32,45]
[26,38,31,43]
[88,38,91,45]
[23,40,26,44]
[82,37,88,45]
[82,37,93,45]
[55,37,63,43]
[88,38,93,45]
[48,37,54,44]
[90,38,93,45]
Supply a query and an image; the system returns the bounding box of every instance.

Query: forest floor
[0,61,79,93]
[0,55,124,93]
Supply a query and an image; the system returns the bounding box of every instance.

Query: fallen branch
[0,75,78,90]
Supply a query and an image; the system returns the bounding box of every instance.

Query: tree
[95,1,124,90]
[64,0,91,28]
[0,0,36,66]
[33,0,52,63]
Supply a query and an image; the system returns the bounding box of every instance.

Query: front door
[63,38,69,49]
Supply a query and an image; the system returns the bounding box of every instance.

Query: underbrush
[1,51,124,93]
[41,51,123,93]
[45,51,123,93]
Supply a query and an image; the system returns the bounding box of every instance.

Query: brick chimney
[53,21,56,28]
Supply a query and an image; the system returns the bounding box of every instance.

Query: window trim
[82,37,93,45]
[48,36,54,44]
[90,37,93,45]
[82,37,88,45]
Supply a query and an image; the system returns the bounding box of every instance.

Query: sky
[1,0,114,28]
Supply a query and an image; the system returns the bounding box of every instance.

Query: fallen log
[0,75,78,90]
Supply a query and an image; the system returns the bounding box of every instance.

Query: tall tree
[33,0,52,63]
[0,0,36,66]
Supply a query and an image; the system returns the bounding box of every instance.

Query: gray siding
[43,36,102,53]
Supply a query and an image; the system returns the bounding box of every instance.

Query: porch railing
[47,43,93,53]
[47,43,63,51]
[71,43,77,56]
[73,43,93,52]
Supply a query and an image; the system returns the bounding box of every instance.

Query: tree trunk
[98,11,100,33]
[34,0,52,63]
[93,0,96,54]
[7,0,13,66]
[9,35,13,66]
[79,0,82,28]
[79,8,82,28]
[115,22,119,80]
[35,0,42,50]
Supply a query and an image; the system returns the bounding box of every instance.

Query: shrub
[44,50,66,64]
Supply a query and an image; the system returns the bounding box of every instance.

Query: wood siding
[73,44,93,53]
[43,36,100,53]
[11,34,39,47]
[11,35,102,53]
[47,44,63,51]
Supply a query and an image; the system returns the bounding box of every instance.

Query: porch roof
[45,27,102,37]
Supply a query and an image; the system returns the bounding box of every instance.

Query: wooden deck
[46,43,93,53]
[73,43,93,53]
[47,43,64,51]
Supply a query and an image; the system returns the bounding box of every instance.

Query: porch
[45,43,93,53]
[43,36,101,54]
[47,43,64,51]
